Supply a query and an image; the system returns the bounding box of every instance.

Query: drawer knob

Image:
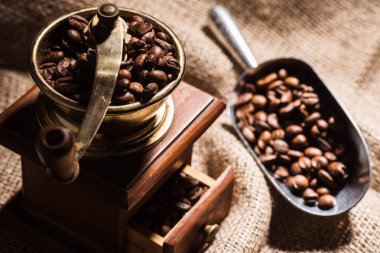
[203,224,220,245]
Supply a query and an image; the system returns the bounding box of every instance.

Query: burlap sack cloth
[1,0,380,252]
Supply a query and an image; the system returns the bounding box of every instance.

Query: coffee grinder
[0,4,234,253]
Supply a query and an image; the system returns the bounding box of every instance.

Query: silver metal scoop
[208,6,371,216]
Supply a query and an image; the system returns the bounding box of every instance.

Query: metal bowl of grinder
[29,6,185,158]
[208,6,371,216]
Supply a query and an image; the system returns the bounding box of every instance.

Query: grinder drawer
[127,165,234,253]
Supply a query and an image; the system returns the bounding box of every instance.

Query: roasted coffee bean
[327,162,347,180]
[175,198,192,213]
[316,187,330,196]
[293,175,309,192]
[142,83,159,100]
[287,149,304,159]
[317,119,329,130]
[268,97,281,111]
[305,112,321,124]
[141,29,156,43]
[317,169,335,188]
[115,79,131,92]
[285,125,303,138]
[280,90,293,104]
[238,103,255,114]
[259,131,271,143]
[156,31,168,41]
[66,29,82,45]
[133,22,154,35]
[68,15,88,31]
[148,70,167,86]
[235,92,253,106]
[118,69,132,80]
[290,162,302,175]
[274,166,289,180]
[267,80,284,90]
[272,139,289,154]
[148,45,165,59]
[284,76,299,88]
[267,113,280,129]
[40,62,56,70]
[310,178,318,189]
[298,103,309,118]
[291,134,308,149]
[265,146,274,155]
[271,129,285,140]
[298,156,312,172]
[113,91,136,105]
[56,58,71,77]
[279,102,294,115]
[40,67,55,82]
[242,127,255,143]
[259,154,277,165]
[311,155,328,169]
[278,68,287,78]
[304,147,323,157]
[155,38,173,52]
[318,194,336,209]
[134,53,148,68]
[138,69,149,83]
[188,186,206,203]
[324,152,337,161]
[285,176,295,190]
[41,51,65,64]
[317,137,332,151]
[303,188,318,205]
[252,95,267,108]
[257,72,277,88]
[254,111,267,122]
[255,120,271,132]
[157,55,180,74]
[130,15,145,23]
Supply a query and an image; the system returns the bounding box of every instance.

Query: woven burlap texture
[1,0,380,252]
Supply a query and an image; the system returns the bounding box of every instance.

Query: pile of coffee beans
[234,69,348,209]
[133,169,208,236]
[39,14,180,105]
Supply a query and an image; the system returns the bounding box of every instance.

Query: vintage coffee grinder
[0,3,234,253]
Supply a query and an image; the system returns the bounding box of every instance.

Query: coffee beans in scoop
[234,68,348,209]
[39,14,180,105]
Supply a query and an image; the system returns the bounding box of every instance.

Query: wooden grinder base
[0,82,234,253]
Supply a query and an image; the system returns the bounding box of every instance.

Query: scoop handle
[208,6,258,69]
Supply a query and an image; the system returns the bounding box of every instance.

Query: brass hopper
[29,4,185,183]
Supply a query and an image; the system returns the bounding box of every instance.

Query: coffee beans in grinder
[39,14,181,105]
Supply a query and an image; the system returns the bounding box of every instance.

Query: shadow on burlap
[0,0,380,252]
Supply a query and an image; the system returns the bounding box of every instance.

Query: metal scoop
[208,6,371,216]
